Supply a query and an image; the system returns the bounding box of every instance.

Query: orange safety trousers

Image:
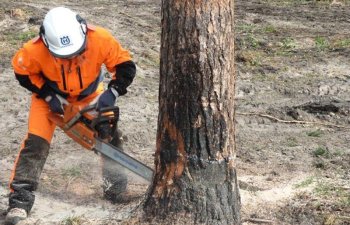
[8,86,102,213]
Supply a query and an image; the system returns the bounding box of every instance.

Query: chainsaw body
[48,104,119,150]
[48,104,154,182]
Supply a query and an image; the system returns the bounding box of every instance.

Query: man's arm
[12,48,45,94]
[108,60,136,95]
[14,73,41,94]
[95,27,137,110]
[97,27,136,95]
[12,47,67,114]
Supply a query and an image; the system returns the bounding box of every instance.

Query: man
[5,6,136,225]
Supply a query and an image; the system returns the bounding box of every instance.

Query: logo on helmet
[60,36,71,46]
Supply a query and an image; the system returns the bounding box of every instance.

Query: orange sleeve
[100,29,132,73]
[12,46,45,90]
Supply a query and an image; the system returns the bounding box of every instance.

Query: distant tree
[143,0,240,224]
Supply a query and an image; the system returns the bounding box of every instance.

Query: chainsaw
[48,103,154,182]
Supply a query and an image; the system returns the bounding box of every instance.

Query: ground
[0,0,349,225]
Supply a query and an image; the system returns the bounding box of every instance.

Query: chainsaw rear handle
[64,104,119,130]
[96,105,120,115]
[63,104,96,130]
[80,104,119,117]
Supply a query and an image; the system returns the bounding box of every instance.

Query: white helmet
[40,7,87,58]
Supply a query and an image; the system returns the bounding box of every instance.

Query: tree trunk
[144,0,240,224]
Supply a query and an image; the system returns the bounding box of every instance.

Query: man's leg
[8,134,50,212]
[79,89,128,203]
[101,129,128,203]
[6,95,55,224]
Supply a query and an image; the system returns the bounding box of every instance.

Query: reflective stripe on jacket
[12,25,132,98]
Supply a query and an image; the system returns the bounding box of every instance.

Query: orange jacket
[12,25,133,100]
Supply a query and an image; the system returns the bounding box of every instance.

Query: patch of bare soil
[0,0,349,225]
[235,0,350,224]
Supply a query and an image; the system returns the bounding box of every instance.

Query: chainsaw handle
[82,104,119,114]
[93,105,120,125]
[63,104,97,130]
[80,103,97,114]
[96,105,119,114]
[63,103,119,131]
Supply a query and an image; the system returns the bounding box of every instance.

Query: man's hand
[44,94,68,114]
[38,83,68,114]
[96,87,119,110]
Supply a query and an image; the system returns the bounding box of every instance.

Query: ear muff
[76,14,87,35]
[39,25,49,48]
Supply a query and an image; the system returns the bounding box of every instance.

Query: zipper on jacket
[60,65,67,90]
[77,66,83,89]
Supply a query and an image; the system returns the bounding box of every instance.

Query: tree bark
[144,0,240,224]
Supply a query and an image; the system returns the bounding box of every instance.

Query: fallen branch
[236,112,350,129]
[243,217,274,224]
[338,216,350,221]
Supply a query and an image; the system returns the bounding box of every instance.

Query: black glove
[110,61,136,96]
[38,83,68,114]
[96,87,119,110]
[45,94,67,114]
